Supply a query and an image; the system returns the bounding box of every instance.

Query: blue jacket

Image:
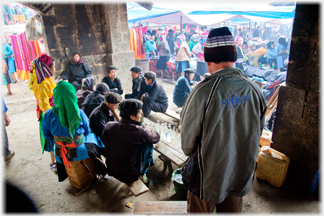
[267,48,277,59]
[173,75,194,107]
[3,43,14,58]
[145,40,155,53]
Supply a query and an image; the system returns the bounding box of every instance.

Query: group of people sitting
[28,52,174,184]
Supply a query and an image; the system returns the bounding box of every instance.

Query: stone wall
[271,4,319,189]
[41,3,134,93]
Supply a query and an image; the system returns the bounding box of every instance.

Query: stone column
[42,3,134,93]
[271,4,319,189]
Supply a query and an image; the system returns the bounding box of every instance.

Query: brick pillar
[271,4,319,189]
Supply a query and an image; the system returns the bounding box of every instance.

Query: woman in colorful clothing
[42,81,106,182]
[235,36,244,71]
[188,34,198,52]
[28,54,57,172]
[192,32,208,81]
[144,35,155,59]
[157,31,171,77]
[3,38,17,83]
[76,77,94,109]
[2,59,13,95]
[175,34,191,75]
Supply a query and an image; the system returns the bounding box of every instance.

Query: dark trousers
[137,143,155,176]
[71,81,81,91]
[187,190,243,213]
[142,100,168,118]
[3,126,10,157]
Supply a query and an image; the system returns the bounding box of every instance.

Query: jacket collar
[209,67,247,79]
[120,118,140,126]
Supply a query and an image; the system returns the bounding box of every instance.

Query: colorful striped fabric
[34,59,53,84]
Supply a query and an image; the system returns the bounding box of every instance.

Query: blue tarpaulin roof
[188,6,296,19]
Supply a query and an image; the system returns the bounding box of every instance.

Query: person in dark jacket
[141,72,168,118]
[89,92,122,141]
[76,77,94,109]
[102,99,159,183]
[102,66,123,95]
[166,29,175,55]
[173,68,197,107]
[125,66,150,100]
[82,83,109,117]
[60,53,92,90]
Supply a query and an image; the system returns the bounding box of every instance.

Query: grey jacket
[157,39,171,57]
[180,67,266,204]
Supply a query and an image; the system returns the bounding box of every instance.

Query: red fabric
[56,141,77,169]
[267,78,281,89]
[38,54,53,66]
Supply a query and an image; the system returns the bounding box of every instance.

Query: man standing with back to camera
[180,27,266,213]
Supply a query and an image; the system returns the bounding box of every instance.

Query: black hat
[119,99,143,118]
[184,68,196,74]
[130,66,142,73]
[204,27,237,63]
[107,66,118,73]
[144,71,156,80]
[104,92,122,104]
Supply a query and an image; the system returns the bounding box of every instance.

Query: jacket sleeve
[60,64,72,80]
[82,63,92,78]
[147,84,161,104]
[180,87,206,156]
[80,109,91,136]
[180,78,192,97]
[184,43,191,58]
[139,128,160,144]
[191,43,200,54]
[116,78,123,95]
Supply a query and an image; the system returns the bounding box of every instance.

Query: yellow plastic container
[256,130,272,162]
[256,147,290,187]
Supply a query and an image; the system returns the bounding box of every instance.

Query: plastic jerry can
[256,147,290,187]
[256,130,272,162]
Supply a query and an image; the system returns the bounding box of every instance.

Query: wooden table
[144,118,188,171]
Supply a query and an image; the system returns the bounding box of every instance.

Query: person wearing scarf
[192,32,208,81]
[28,54,57,172]
[42,81,98,182]
[235,36,244,71]
[60,52,92,90]
[175,34,191,75]
[76,77,94,109]
[188,34,198,52]
[157,32,171,77]
[144,35,155,59]
[125,66,150,100]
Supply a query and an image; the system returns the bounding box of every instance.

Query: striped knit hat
[204,27,237,63]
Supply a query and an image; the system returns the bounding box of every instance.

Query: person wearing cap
[180,27,267,213]
[60,53,92,90]
[89,92,122,142]
[172,68,197,108]
[82,83,109,117]
[102,66,123,95]
[141,71,168,118]
[102,99,159,184]
[125,66,150,100]
[76,77,95,109]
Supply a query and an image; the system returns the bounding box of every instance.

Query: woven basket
[65,158,97,191]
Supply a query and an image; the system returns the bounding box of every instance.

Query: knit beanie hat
[204,27,237,63]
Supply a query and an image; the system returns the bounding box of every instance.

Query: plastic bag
[25,15,43,41]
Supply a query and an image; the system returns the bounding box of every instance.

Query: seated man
[173,68,197,107]
[102,99,159,183]
[76,77,94,109]
[102,66,123,95]
[141,72,168,118]
[60,53,92,90]
[89,92,122,142]
[82,83,109,117]
[125,66,150,100]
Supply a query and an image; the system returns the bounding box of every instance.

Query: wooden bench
[134,201,187,214]
[124,179,149,197]
[163,109,181,127]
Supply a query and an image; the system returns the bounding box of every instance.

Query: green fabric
[39,112,46,154]
[52,81,81,137]
[188,41,198,52]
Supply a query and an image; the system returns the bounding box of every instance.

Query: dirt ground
[2,77,321,213]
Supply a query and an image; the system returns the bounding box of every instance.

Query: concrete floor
[2,77,321,213]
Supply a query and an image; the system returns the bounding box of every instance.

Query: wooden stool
[124,179,149,197]
[134,201,188,214]
[158,154,173,174]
